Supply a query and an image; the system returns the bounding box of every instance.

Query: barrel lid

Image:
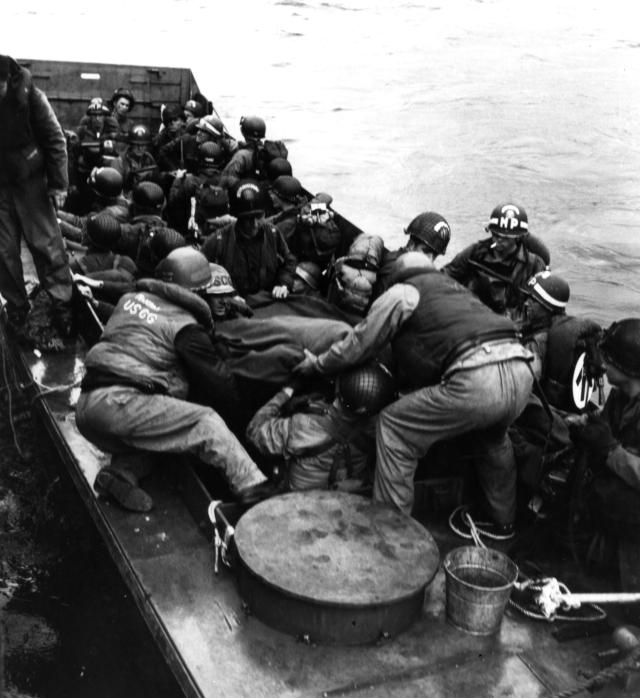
[235,491,439,607]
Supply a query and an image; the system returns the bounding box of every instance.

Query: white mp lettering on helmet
[490,204,528,232]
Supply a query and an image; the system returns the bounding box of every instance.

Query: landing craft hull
[0,60,622,697]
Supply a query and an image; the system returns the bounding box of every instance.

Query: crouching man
[295,238,534,537]
[569,319,640,590]
[75,247,276,512]
[246,361,396,491]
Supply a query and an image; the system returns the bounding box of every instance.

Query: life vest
[326,233,384,315]
[541,315,603,413]
[84,280,212,398]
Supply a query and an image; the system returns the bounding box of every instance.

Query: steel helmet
[197,115,224,138]
[128,123,151,145]
[110,88,135,111]
[527,271,569,312]
[149,227,187,263]
[132,181,165,210]
[161,104,183,126]
[86,97,111,117]
[88,167,123,199]
[155,247,214,291]
[272,175,303,203]
[336,361,397,416]
[266,157,292,180]
[404,211,451,256]
[184,99,204,118]
[240,115,266,140]
[205,264,235,295]
[198,141,224,167]
[599,318,640,378]
[85,213,121,250]
[487,202,528,238]
[197,186,229,219]
[229,179,266,218]
[295,261,322,291]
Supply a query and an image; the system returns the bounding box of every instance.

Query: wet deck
[4,323,628,698]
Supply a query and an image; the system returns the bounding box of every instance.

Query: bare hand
[49,189,67,211]
[272,285,289,300]
[293,348,319,376]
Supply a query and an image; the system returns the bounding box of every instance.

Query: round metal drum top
[234,491,439,606]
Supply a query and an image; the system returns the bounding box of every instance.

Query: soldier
[295,241,534,536]
[445,202,546,321]
[247,361,395,492]
[201,179,296,300]
[0,54,74,342]
[75,247,276,512]
[569,319,640,594]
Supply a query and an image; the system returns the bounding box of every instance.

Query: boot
[4,302,32,344]
[94,466,154,513]
[50,300,75,340]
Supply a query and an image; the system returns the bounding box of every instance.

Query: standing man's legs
[0,187,30,316]
[374,359,533,518]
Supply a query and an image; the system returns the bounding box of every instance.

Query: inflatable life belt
[542,315,603,413]
[326,233,384,315]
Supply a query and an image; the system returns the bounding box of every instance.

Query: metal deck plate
[234,491,439,644]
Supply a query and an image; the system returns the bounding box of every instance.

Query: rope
[448,505,607,623]
[550,644,640,698]
[0,336,25,458]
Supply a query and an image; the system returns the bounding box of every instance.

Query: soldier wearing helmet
[108,88,136,152]
[567,318,640,584]
[116,182,169,275]
[295,233,534,537]
[195,115,238,164]
[112,123,158,195]
[508,272,603,495]
[267,175,308,238]
[292,261,323,297]
[201,179,297,300]
[247,361,396,492]
[75,246,277,513]
[221,115,288,190]
[151,105,186,163]
[373,211,452,298]
[445,203,547,320]
[58,167,131,244]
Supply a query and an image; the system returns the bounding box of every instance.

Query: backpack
[293,200,343,268]
[326,233,385,315]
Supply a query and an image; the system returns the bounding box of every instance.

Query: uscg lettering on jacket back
[122,293,159,324]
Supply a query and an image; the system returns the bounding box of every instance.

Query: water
[2,0,640,693]
[4,0,640,323]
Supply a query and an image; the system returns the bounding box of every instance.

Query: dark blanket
[245,291,361,326]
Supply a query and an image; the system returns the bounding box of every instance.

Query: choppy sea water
[4,0,640,322]
[1,0,640,694]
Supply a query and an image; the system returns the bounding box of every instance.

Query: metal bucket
[443,546,518,635]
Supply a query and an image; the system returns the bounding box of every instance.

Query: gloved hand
[569,414,617,456]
